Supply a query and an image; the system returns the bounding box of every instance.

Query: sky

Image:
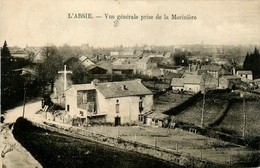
[1,0,260,48]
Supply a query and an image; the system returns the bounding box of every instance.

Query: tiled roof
[171,78,184,87]
[112,64,135,70]
[67,84,95,92]
[171,75,203,86]
[237,70,252,75]
[183,75,203,84]
[95,80,153,98]
[221,75,241,80]
[201,65,224,71]
[163,73,183,80]
[86,65,107,71]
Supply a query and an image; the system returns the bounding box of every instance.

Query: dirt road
[1,101,42,168]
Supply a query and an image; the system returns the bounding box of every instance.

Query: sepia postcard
[1,0,260,167]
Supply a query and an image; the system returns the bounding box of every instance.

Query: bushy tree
[37,46,63,92]
[65,57,88,84]
[243,47,260,78]
[1,40,11,57]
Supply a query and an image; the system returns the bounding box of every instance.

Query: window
[80,111,84,117]
[138,114,143,122]
[139,102,143,113]
[116,99,119,103]
[116,104,119,113]
[83,92,87,103]
[67,105,70,112]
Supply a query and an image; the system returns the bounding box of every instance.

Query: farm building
[199,64,229,78]
[236,70,253,81]
[171,75,204,93]
[65,80,154,126]
[79,55,95,68]
[219,75,241,89]
[145,112,170,127]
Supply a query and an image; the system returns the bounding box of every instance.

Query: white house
[79,55,95,68]
[171,75,203,93]
[236,70,253,81]
[65,80,153,126]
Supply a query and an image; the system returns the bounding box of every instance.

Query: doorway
[115,116,121,126]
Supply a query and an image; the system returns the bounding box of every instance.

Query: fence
[29,119,225,168]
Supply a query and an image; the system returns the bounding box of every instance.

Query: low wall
[30,120,224,168]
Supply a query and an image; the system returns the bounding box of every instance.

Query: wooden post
[229,156,232,165]
[22,87,26,118]
[242,97,246,138]
[176,143,178,152]
[200,149,203,159]
[154,137,157,147]
[201,92,205,127]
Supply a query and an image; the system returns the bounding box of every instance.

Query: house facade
[171,75,203,93]
[65,80,153,126]
[199,64,229,78]
[236,70,253,81]
[219,76,241,89]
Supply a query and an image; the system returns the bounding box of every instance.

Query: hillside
[174,91,236,127]
[214,100,260,138]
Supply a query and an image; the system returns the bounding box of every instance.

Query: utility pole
[58,65,72,93]
[22,87,26,118]
[201,92,205,127]
[242,97,246,138]
[201,75,206,128]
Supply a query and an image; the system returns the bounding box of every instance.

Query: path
[1,101,43,168]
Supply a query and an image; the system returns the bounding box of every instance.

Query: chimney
[232,67,236,75]
[135,78,142,84]
[122,84,127,90]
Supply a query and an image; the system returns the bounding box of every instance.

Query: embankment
[13,117,225,168]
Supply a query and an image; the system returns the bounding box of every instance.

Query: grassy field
[214,100,260,138]
[87,125,260,166]
[174,91,235,127]
[153,92,192,113]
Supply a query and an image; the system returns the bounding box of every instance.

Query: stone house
[171,75,204,93]
[219,76,241,89]
[236,70,253,81]
[65,80,153,126]
[199,64,229,78]
[135,57,164,75]
[79,55,95,68]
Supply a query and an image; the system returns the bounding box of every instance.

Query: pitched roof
[183,75,203,84]
[163,73,183,80]
[112,64,136,70]
[221,75,241,80]
[66,84,95,92]
[95,80,153,98]
[79,55,95,67]
[171,78,184,87]
[236,70,252,75]
[86,65,107,71]
[146,112,169,120]
[201,65,224,71]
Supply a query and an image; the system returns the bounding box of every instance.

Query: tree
[243,47,260,78]
[37,46,63,92]
[1,40,11,57]
[65,57,88,84]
